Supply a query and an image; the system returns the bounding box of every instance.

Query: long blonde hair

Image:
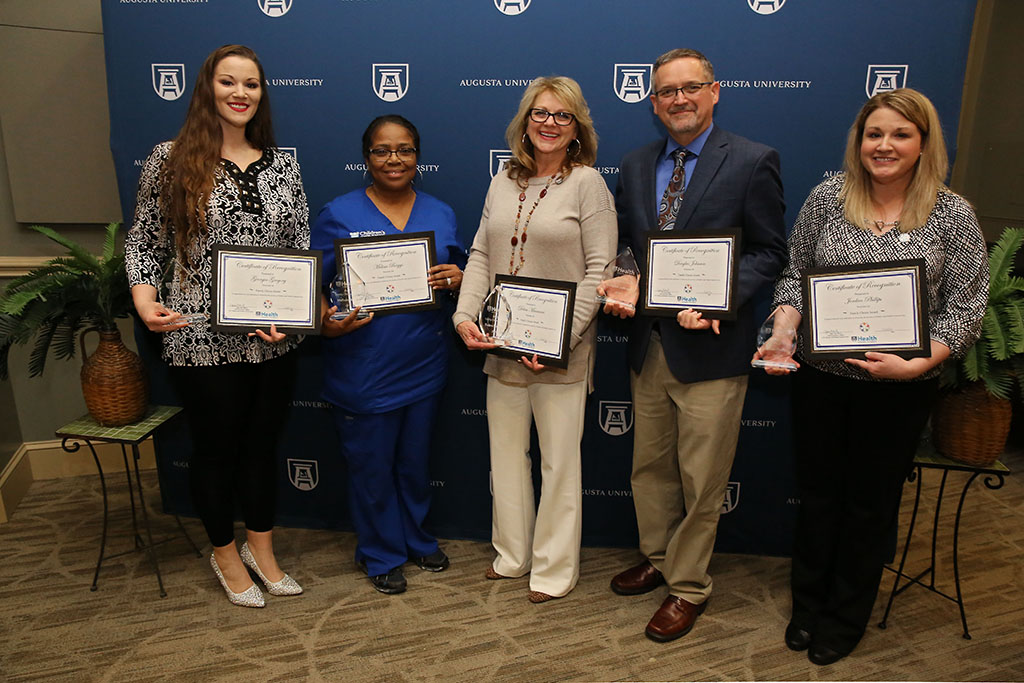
[504,76,598,188]
[840,88,948,232]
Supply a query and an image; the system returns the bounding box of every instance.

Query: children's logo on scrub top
[288,459,319,491]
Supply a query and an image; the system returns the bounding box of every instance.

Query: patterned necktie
[657,148,690,230]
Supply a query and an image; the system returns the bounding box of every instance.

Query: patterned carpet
[1,450,1022,682]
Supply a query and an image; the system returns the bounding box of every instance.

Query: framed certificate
[642,231,740,320]
[333,232,438,315]
[801,259,930,360]
[210,245,322,335]
[488,274,576,369]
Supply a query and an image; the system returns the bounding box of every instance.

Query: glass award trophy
[751,307,799,371]
[478,284,513,346]
[329,260,370,320]
[596,247,640,311]
[158,258,208,325]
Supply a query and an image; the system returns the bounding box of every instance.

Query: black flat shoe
[415,549,450,572]
[356,560,407,594]
[808,643,846,666]
[784,622,812,651]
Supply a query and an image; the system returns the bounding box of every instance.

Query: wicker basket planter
[932,381,1012,467]
[80,328,148,426]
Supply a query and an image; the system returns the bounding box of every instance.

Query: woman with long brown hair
[126,44,307,607]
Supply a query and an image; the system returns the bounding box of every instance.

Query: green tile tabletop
[55,406,182,445]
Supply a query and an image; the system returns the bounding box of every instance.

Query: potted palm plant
[0,223,147,426]
[933,227,1024,466]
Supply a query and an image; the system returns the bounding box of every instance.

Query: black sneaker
[415,549,450,572]
[357,560,407,594]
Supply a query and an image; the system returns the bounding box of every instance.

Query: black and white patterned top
[125,141,310,367]
[773,174,988,381]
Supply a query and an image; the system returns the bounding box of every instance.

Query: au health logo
[490,149,513,178]
[152,64,185,101]
[748,0,785,14]
[721,481,741,514]
[287,458,319,491]
[866,65,908,97]
[258,0,292,16]
[614,64,652,103]
[599,400,633,436]
[373,64,409,102]
[495,0,530,15]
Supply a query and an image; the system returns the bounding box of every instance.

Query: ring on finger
[446,276,451,286]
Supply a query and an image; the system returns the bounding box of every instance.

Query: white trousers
[486,376,587,597]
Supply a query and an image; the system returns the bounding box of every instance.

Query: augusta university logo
[721,481,741,514]
[495,0,531,15]
[288,459,319,491]
[599,400,633,436]
[152,64,185,101]
[614,64,652,103]
[748,0,785,14]
[277,147,297,161]
[258,0,292,16]
[866,65,908,97]
[373,64,409,102]
[490,149,513,178]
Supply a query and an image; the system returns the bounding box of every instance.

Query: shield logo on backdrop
[747,0,786,14]
[152,64,185,101]
[599,400,634,436]
[614,64,653,103]
[721,481,741,514]
[865,65,908,97]
[372,64,409,102]
[258,0,292,17]
[490,149,513,178]
[287,458,319,491]
[495,0,531,15]
[278,147,297,161]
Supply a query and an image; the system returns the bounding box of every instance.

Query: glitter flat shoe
[240,542,303,596]
[210,553,264,608]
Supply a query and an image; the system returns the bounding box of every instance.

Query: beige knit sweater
[453,165,617,387]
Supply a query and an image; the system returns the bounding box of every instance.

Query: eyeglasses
[528,108,576,126]
[653,82,714,100]
[368,147,417,161]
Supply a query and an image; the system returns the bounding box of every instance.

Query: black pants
[170,352,297,547]
[790,365,937,654]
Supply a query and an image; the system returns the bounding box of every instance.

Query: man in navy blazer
[601,48,787,642]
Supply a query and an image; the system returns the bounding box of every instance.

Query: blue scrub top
[312,189,466,414]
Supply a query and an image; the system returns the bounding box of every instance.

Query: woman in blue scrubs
[312,115,466,594]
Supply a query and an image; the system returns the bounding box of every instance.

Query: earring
[568,139,581,158]
[522,133,530,147]
[362,169,368,184]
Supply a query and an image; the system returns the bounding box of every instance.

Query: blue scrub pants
[330,394,441,575]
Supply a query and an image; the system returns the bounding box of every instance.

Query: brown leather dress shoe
[610,560,665,595]
[644,595,708,642]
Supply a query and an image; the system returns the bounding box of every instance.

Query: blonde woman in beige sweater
[453,76,617,603]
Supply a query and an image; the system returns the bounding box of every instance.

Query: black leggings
[169,352,297,547]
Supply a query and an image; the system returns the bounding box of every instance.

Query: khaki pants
[486,376,587,597]
[630,335,748,603]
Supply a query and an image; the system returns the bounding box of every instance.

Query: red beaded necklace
[509,173,560,275]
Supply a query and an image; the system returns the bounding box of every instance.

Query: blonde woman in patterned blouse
[755,88,988,664]
[126,45,307,608]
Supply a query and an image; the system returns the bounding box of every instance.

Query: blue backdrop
[102,0,977,555]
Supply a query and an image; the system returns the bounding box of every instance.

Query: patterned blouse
[773,174,988,381]
[125,141,310,367]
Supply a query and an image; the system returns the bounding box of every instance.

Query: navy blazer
[615,125,787,383]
